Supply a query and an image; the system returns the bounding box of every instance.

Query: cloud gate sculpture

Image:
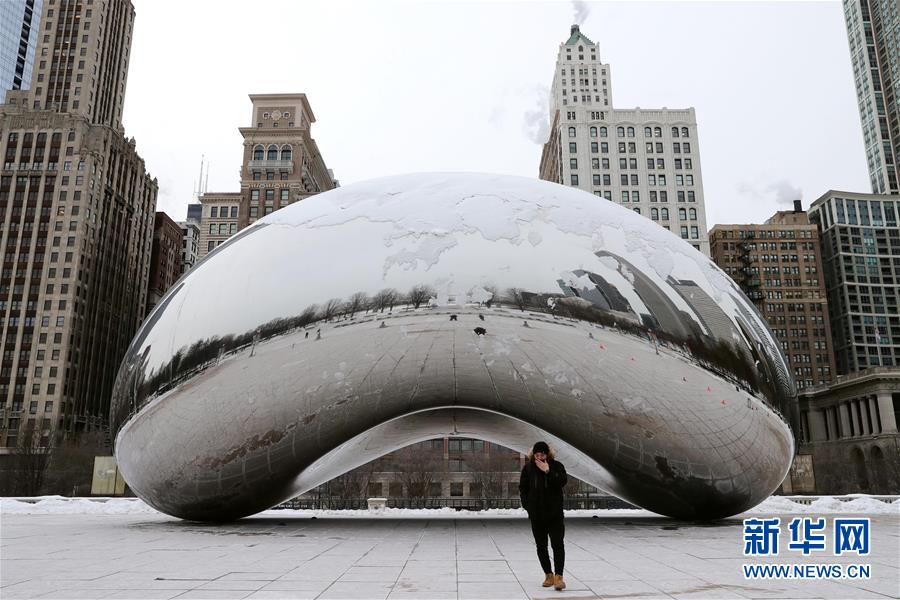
[111,173,795,522]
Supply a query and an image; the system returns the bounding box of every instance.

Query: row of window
[208,223,237,236]
[251,145,292,161]
[208,206,238,218]
[567,126,692,140]
[249,189,291,203]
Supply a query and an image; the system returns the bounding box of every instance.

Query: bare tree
[468,449,514,507]
[12,426,54,496]
[43,430,109,496]
[407,285,435,309]
[343,291,369,318]
[320,298,343,322]
[371,288,399,313]
[506,288,527,311]
[397,448,443,500]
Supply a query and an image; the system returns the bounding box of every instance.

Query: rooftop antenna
[194,155,206,201]
[203,161,209,195]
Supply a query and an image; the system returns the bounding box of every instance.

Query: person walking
[519,441,567,590]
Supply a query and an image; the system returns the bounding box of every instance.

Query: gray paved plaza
[2,510,898,600]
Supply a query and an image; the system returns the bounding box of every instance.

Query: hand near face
[535,455,550,473]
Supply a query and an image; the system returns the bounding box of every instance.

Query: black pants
[530,515,565,575]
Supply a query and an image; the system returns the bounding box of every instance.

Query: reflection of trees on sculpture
[371,288,399,313]
[320,298,343,322]
[407,284,435,309]
[506,288,527,311]
[343,291,369,318]
[113,274,785,435]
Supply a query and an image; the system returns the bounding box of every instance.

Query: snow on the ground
[1,495,897,517]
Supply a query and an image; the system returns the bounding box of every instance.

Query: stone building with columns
[792,368,899,494]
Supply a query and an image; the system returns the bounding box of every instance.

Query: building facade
[808,191,900,375]
[0,0,156,451]
[0,0,42,104]
[193,94,335,262]
[237,94,335,229]
[146,212,182,316]
[792,368,899,494]
[709,202,836,390]
[178,219,199,275]
[539,25,710,255]
[197,192,240,260]
[843,0,900,195]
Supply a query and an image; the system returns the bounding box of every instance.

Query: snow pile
[0,496,160,515]
[3,495,897,517]
[746,495,900,515]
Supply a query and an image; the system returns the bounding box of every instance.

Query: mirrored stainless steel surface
[111,173,796,521]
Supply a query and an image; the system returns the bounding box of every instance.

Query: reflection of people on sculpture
[520,441,567,591]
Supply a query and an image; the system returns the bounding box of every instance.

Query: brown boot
[554,574,566,590]
[542,573,554,587]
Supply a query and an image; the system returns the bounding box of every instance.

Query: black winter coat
[519,459,567,519]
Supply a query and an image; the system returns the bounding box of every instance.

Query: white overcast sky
[123,0,869,228]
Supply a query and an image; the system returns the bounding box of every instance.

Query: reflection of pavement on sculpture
[119,306,791,521]
[2,511,898,599]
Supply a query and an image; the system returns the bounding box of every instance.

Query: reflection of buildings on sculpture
[538,25,711,256]
[197,94,337,261]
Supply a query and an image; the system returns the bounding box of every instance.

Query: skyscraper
[0,0,42,104]
[843,0,900,195]
[808,190,899,374]
[709,202,836,389]
[0,0,157,450]
[539,25,710,255]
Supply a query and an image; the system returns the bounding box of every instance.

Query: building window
[207,241,215,252]
[280,145,292,160]
[250,189,259,202]
[231,206,238,218]
[651,208,659,220]
[679,208,687,220]
[267,145,278,160]
[210,207,218,218]
[661,208,669,220]
[616,126,624,137]
[621,191,629,202]
[569,142,576,153]
[634,207,641,215]
[568,126,576,138]
[682,127,689,137]
[253,145,264,160]
[281,189,289,203]
[599,127,607,137]
[590,126,597,137]
[627,127,635,137]
[450,482,463,497]
[672,127,680,138]
[591,142,598,153]
[680,226,688,239]
[570,174,579,186]
[689,208,697,220]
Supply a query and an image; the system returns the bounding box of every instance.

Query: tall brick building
[709,201,836,390]
[0,0,156,450]
[146,212,182,317]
